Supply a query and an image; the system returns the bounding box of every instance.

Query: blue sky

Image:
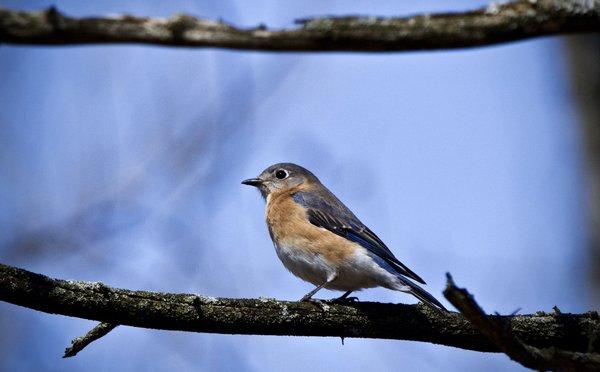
[0,1,591,371]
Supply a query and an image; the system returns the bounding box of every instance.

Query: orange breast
[265,188,356,264]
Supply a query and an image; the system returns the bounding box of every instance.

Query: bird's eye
[275,169,288,179]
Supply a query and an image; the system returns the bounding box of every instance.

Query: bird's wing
[292,190,426,284]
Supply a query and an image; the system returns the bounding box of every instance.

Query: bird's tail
[396,277,448,312]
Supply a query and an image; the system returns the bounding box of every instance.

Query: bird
[242,163,447,311]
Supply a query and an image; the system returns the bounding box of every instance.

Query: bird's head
[242,163,318,199]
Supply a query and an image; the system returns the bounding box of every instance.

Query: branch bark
[1,0,599,52]
[0,262,599,357]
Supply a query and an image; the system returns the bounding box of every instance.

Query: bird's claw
[301,298,330,311]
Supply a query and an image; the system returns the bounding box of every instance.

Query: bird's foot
[300,297,330,311]
[329,296,359,304]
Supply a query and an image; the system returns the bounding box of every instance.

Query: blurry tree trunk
[566,36,600,308]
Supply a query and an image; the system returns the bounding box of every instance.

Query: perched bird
[242,163,446,311]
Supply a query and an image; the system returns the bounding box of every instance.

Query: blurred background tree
[567,35,600,307]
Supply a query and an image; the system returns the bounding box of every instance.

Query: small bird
[242,163,446,311]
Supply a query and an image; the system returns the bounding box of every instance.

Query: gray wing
[292,190,426,284]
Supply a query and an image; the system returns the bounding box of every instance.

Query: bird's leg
[300,274,337,302]
[300,282,328,302]
[329,290,359,303]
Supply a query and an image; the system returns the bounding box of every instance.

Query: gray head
[242,163,319,198]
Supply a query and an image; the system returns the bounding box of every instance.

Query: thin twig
[63,322,118,358]
[443,273,600,371]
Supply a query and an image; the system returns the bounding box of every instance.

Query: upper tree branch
[1,0,599,52]
[0,262,599,354]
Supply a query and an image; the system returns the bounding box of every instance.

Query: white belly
[274,242,334,286]
[274,242,401,292]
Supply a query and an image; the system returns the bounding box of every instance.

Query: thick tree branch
[1,0,599,52]
[444,274,600,371]
[0,262,599,357]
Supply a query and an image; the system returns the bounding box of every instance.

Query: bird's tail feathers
[396,277,448,312]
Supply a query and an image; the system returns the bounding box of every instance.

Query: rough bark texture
[0,262,599,355]
[0,0,599,52]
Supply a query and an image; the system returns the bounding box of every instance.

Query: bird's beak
[241,178,263,187]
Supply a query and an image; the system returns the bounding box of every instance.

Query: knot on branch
[45,6,66,32]
[167,14,199,39]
